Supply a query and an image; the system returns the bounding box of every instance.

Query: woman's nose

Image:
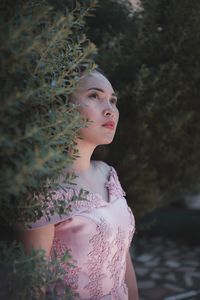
[103,101,115,117]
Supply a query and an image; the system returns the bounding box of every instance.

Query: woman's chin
[99,136,115,145]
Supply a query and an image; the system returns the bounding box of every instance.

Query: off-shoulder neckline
[57,166,124,207]
[61,165,114,204]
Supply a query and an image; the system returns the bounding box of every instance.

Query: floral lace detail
[105,167,126,200]
[71,192,106,211]
[84,218,112,299]
[63,166,126,206]
[34,163,135,300]
[108,227,126,300]
[51,237,81,292]
[42,166,126,220]
[109,283,128,300]
[127,207,135,248]
[51,188,108,219]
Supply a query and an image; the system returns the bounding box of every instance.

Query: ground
[131,206,200,300]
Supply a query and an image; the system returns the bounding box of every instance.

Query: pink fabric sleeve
[26,187,86,230]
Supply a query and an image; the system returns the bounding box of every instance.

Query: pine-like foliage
[0,0,97,227]
[0,0,97,298]
[0,241,78,300]
[86,0,200,216]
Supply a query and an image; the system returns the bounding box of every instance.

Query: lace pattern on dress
[84,218,112,299]
[127,206,135,247]
[66,167,126,207]
[108,227,126,300]
[105,167,126,200]
[51,237,81,292]
[44,166,127,220]
[46,165,135,300]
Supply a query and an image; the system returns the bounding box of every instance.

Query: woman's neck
[70,140,96,173]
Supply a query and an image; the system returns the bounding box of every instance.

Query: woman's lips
[102,121,115,129]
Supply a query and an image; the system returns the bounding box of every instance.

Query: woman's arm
[125,250,139,300]
[17,224,55,297]
[19,224,55,257]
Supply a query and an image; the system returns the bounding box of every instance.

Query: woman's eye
[110,98,117,105]
[88,93,99,99]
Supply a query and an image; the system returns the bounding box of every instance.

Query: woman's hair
[77,66,108,81]
[93,67,107,78]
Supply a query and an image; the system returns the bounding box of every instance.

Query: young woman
[21,70,139,300]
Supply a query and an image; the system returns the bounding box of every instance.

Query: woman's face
[72,71,119,146]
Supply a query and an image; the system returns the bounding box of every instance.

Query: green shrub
[0,0,97,227]
[0,0,97,298]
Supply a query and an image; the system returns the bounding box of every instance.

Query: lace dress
[29,162,135,300]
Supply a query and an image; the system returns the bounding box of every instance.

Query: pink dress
[30,162,135,300]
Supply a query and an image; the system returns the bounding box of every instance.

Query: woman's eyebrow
[87,87,117,97]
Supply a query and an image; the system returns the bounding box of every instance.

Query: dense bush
[0,0,96,298]
[0,0,97,227]
[0,241,78,300]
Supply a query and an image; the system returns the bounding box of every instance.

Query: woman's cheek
[78,108,96,124]
[115,108,119,122]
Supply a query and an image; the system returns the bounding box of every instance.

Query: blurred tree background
[85,0,200,218]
